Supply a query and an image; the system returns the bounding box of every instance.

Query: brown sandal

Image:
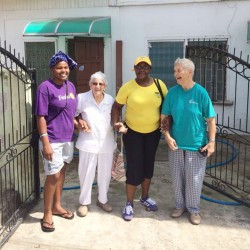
[52,210,74,220]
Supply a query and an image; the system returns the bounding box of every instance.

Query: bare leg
[42,172,61,227]
[52,164,66,213]
[141,178,151,199]
[126,183,137,203]
[51,164,73,218]
[140,178,158,211]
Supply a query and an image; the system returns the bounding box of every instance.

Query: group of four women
[35,51,216,232]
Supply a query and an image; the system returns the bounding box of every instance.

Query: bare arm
[36,115,53,161]
[160,114,172,132]
[75,114,91,132]
[204,117,216,157]
[111,101,127,133]
[161,114,178,150]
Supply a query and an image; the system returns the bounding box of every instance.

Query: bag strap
[47,81,68,125]
[154,78,164,102]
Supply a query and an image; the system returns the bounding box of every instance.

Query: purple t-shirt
[35,79,77,143]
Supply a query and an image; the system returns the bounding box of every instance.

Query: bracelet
[40,133,48,138]
[209,139,216,143]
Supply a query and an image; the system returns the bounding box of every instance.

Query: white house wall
[111,0,221,6]
[0,0,250,123]
[0,0,110,10]
[0,0,225,10]
[0,6,120,95]
[118,2,250,79]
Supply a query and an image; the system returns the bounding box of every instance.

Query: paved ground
[1,141,250,250]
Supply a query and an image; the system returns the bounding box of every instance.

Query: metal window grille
[149,41,184,89]
[187,40,228,101]
[25,42,55,85]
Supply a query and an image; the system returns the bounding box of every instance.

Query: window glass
[149,40,227,101]
[149,41,184,89]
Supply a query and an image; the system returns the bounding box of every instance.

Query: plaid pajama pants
[168,149,207,213]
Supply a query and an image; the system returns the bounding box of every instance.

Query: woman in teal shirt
[161,58,216,225]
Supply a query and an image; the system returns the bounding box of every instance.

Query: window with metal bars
[187,40,228,101]
[149,40,228,101]
[25,42,55,85]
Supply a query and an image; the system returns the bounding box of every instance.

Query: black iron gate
[186,41,250,207]
[0,42,40,247]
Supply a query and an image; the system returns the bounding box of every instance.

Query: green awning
[23,17,111,37]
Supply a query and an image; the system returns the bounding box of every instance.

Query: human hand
[201,142,215,157]
[42,142,53,161]
[113,122,128,134]
[78,118,91,132]
[161,115,173,132]
[164,133,178,151]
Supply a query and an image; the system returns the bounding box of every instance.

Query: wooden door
[68,37,104,94]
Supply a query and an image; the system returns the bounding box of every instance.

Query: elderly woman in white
[75,71,116,217]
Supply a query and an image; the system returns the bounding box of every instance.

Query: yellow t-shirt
[116,79,168,133]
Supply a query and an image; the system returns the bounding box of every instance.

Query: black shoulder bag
[154,78,164,111]
[154,78,172,132]
[30,82,68,147]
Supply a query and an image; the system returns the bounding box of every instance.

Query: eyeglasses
[92,82,105,87]
[134,65,151,70]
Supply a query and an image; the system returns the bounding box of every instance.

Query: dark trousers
[123,127,161,186]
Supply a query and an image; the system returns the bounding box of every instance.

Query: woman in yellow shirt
[111,56,167,221]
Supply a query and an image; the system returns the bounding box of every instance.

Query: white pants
[78,150,113,205]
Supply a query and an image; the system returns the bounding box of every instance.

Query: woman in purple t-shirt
[35,51,78,232]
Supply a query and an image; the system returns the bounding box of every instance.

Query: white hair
[174,58,195,74]
[89,71,108,85]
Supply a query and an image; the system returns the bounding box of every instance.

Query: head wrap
[49,51,77,70]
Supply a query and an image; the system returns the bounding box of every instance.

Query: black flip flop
[40,219,55,232]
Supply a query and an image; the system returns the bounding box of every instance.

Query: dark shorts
[123,126,161,186]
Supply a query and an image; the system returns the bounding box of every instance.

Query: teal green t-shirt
[161,83,216,151]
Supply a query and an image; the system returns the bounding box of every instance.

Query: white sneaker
[77,205,88,217]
